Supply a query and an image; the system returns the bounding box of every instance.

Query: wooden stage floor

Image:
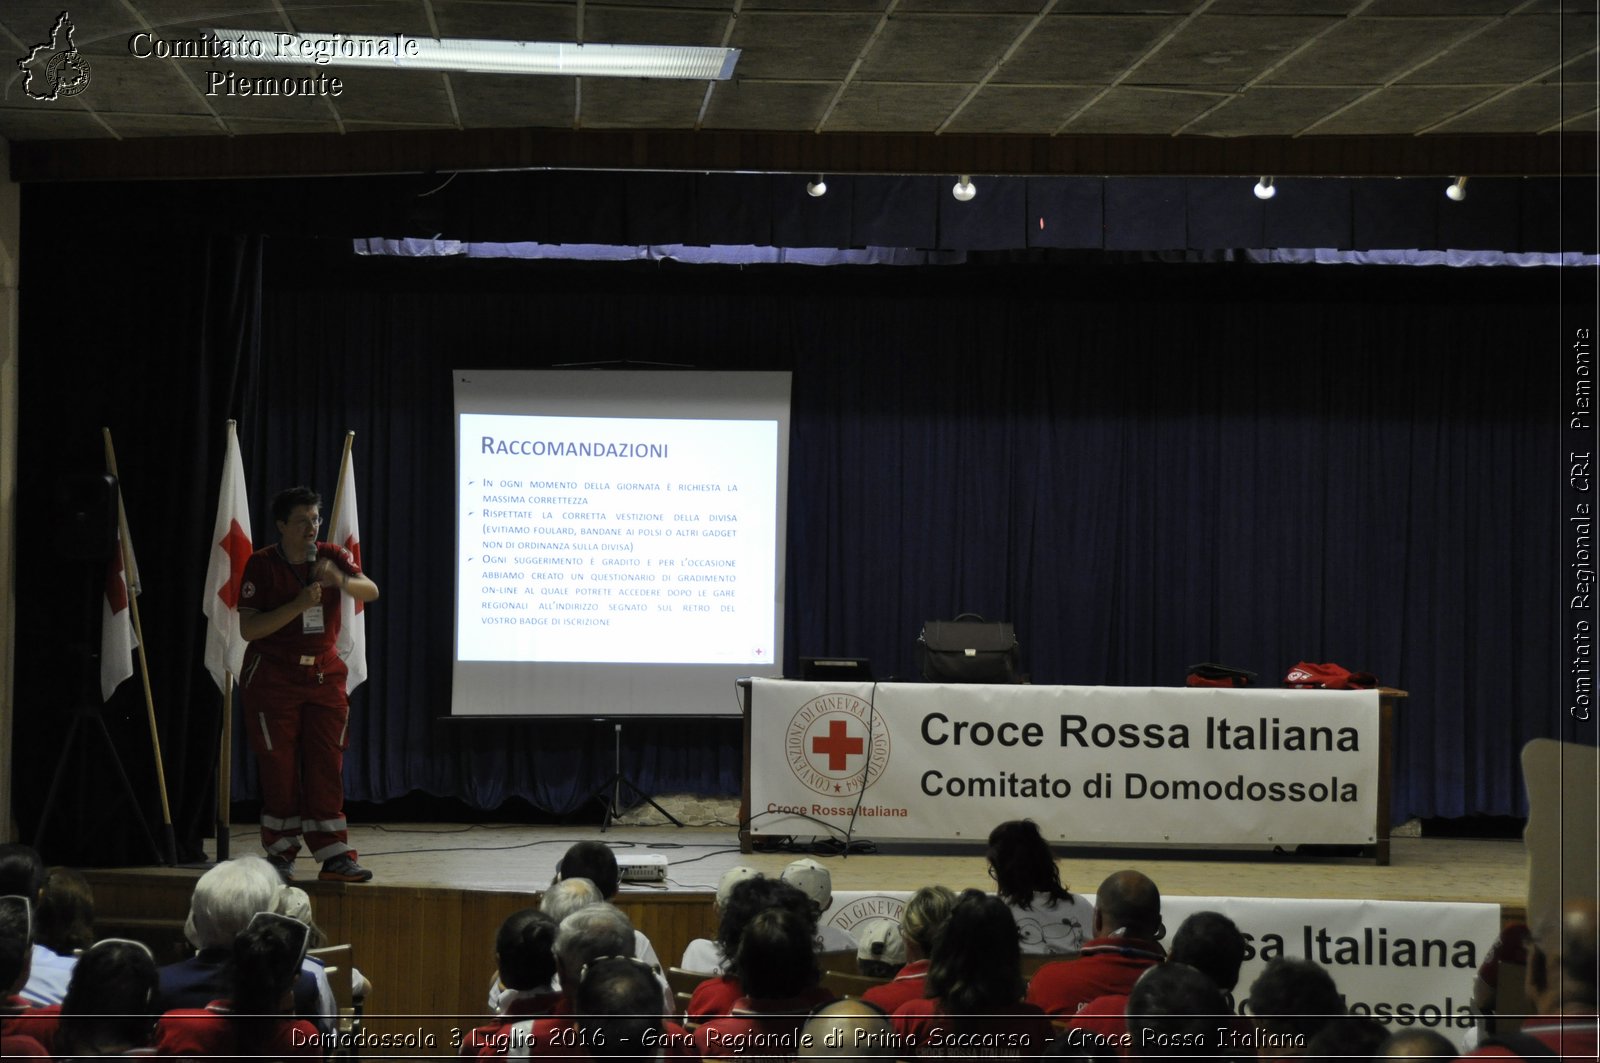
[177,822,1527,912]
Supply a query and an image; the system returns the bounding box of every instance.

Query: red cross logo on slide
[812,719,863,770]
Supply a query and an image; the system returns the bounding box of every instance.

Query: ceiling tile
[1363,0,1523,13]
[1547,52,1599,83]
[450,71,574,128]
[823,82,970,131]
[857,14,1037,82]
[1308,86,1505,133]
[1265,17,1494,86]
[1402,15,1572,85]
[324,68,458,125]
[997,16,1183,84]
[578,78,710,128]
[433,2,579,41]
[1426,83,1568,131]
[1183,85,1366,134]
[1051,0,1202,11]
[701,81,834,130]
[99,110,223,136]
[729,12,882,80]
[218,116,344,135]
[1207,0,1363,12]
[1137,16,1344,87]
[1065,86,1228,133]
[583,6,732,45]
[940,85,1101,134]
[277,0,435,37]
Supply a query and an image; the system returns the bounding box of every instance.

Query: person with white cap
[781,858,858,953]
[680,866,762,974]
[855,921,906,979]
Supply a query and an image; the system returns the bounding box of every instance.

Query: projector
[617,853,669,883]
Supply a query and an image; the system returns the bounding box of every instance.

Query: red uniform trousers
[242,647,353,863]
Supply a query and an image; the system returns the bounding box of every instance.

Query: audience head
[36,866,95,956]
[856,921,907,979]
[734,906,820,1001]
[1093,870,1162,941]
[799,999,897,1058]
[1125,962,1228,1059]
[1306,1016,1388,1060]
[497,908,559,992]
[718,878,816,973]
[543,877,605,924]
[574,955,664,1063]
[230,914,308,1017]
[985,820,1070,907]
[0,844,46,900]
[55,938,159,1057]
[1168,911,1245,996]
[558,841,620,899]
[0,894,31,994]
[900,885,957,961]
[185,856,282,951]
[1529,896,1598,1012]
[716,865,761,911]
[1374,1027,1459,1058]
[274,886,328,950]
[1246,957,1344,1046]
[783,858,835,914]
[925,889,1025,1014]
[555,903,636,990]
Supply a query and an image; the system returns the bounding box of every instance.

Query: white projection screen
[451,370,791,717]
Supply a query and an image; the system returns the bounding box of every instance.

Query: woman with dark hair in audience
[695,907,837,1059]
[861,885,957,1014]
[986,820,1093,955]
[891,890,1053,1059]
[156,915,321,1058]
[687,878,820,1024]
[52,938,160,1059]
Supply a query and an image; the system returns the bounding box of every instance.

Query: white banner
[749,680,1380,846]
[816,891,1497,1050]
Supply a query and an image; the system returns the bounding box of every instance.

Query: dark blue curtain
[14,230,1586,864]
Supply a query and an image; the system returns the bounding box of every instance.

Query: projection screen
[451,370,791,717]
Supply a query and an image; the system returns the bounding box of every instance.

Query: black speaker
[54,472,118,561]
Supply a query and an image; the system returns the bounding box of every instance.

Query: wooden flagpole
[102,427,178,866]
[328,430,355,541]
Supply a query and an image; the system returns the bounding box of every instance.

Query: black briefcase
[916,614,1021,683]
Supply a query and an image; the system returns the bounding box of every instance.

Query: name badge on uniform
[302,605,325,634]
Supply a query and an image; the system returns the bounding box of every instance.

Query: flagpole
[102,427,178,866]
[218,672,233,862]
[328,430,355,538]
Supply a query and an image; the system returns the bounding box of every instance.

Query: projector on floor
[617,853,669,883]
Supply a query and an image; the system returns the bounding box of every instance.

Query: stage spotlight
[806,175,827,198]
[952,175,976,202]
[1446,176,1468,202]
[1253,176,1276,201]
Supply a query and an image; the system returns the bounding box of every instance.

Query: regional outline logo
[18,12,92,101]
[785,692,891,797]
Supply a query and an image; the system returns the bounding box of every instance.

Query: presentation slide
[459,413,777,664]
[450,370,790,718]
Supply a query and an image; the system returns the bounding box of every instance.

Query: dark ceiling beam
[11,127,1596,183]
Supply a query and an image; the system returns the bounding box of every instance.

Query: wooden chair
[819,970,889,999]
[665,967,707,1024]
[308,944,360,1057]
[815,949,858,974]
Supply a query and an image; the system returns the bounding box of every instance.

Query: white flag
[100,521,138,701]
[333,448,368,691]
[202,423,253,692]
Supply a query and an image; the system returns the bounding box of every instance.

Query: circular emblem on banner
[785,692,891,797]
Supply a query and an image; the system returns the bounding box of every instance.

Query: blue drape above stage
[13,229,1585,863]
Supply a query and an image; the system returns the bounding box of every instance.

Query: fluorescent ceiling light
[203,30,740,79]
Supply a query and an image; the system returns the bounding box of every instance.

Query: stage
[82,822,1527,1055]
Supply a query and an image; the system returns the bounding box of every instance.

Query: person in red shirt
[861,885,956,1015]
[461,909,563,1056]
[891,890,1053,1060]
[688,877,821,1025]
[239,486,380,884]
[1027,870,1166,1018]
[695,907,836,1059]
